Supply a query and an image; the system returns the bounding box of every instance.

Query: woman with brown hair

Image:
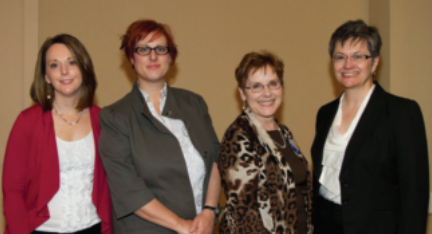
[2,34,111,234]
[218,51,313,234]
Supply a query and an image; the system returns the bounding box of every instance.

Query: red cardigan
[2,104,111,234]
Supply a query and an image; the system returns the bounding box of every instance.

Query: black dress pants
[315,196,345,234]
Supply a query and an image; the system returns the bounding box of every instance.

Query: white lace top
[35,131,101,233]
[139,83,206,215]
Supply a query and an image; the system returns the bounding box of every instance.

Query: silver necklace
[53,107,83,126]
[273,128,287,149]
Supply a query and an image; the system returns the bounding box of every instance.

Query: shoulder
[168,87,211,117]
[370,82,423,116]
[170,87,206,106]
[317,98,340,121]
[20,104,44,117]
[89,104,101,115]
[170,87,202,100]
[100,91,135,119]
[384,91,421,110]
[377,90,424,124]
[222,114,252,142]
[9,104,45,137]
[99,91,137,132]
[219,115,256,165]
[318,98,339,113]
[89,104,101,112]
[15,104,45,125]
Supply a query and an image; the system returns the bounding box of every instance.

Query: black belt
[32,223,101,234]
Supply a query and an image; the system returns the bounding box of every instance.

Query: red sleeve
[90,105,112,234]
[2,112,33,234]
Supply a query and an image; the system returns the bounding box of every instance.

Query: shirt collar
[138,81,168,103]
[339,84,375,104]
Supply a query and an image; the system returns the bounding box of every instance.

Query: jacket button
[342,181,348,187]
[342,198,349,204]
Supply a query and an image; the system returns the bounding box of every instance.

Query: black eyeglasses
[134,46,170,56]
[332,54,371,64]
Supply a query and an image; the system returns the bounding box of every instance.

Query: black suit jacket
[311,82,429,234]
[99,83,220,234]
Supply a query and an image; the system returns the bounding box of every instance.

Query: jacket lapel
[131,83,171,134]
[37,109,60,213]
[161,86,186,121]
[162,87,206,156]
[313,100,339,180]
[340,83,387,174]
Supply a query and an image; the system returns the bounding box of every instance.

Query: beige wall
[389,0,432,177]
[371,1,432,232]
[0,1,23,230]
[1,0,431,232]
[369,0,390,90]
[0,0,38,230]
[38,0,368,160]
[388,1,432,232]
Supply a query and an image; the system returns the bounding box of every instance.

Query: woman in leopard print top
[218,51,313,234]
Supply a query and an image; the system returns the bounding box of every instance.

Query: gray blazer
[99,83,220,234]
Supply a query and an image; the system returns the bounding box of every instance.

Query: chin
[256,111,277,118]
[144,75,165,82]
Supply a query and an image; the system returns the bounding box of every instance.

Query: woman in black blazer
[311,20,429,234]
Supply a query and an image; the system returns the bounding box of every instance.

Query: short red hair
[120,19,178,64]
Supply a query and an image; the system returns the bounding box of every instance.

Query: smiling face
[44,43,83,99]
[333,38,379,91]
[130,32,171,85]
[239,65,283,126]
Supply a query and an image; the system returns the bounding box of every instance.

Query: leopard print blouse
[218,112,313,234]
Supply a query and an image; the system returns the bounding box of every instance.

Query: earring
[47,83,51,100]
[243,102,247,111]
[372,71,376,77]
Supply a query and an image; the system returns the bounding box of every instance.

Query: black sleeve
[394,100,429,234]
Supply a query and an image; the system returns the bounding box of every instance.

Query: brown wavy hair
[30,34,97,111]
[235,51,284,89]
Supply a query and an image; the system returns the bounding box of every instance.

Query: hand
[188,209,216,234]
[176,219,194,234]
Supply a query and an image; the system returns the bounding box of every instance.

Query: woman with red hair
[99,19,220,234]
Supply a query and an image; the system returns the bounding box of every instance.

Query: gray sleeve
[197,95,220,162]
[98,107,155,218]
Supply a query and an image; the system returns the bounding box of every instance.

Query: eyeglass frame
[134,46,170,56]
[332,53,372,63]
[244,80,282,93]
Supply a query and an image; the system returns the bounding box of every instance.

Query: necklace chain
[53,107,83,126]
[273,128,287,149]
